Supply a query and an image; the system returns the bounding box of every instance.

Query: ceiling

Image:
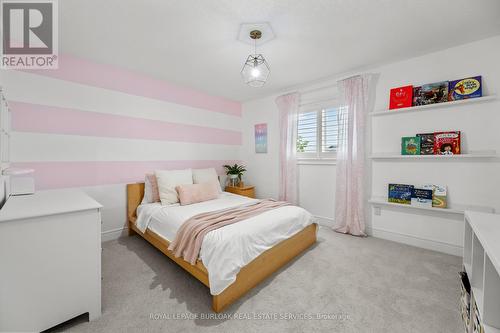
[60,0,500,102]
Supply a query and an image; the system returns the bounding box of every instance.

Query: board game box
[416,133,434,155]
[434,131,461,155]
[413,81,449,105]
[388,184,414,205]
[389,85,413,109]
[401,136,421,155]
[448,76,482,101]
[411,188,433,208]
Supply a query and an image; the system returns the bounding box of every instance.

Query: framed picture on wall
[255,123,268,153]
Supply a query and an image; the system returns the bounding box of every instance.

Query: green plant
[223,163,247,180]
[297,135,309,152]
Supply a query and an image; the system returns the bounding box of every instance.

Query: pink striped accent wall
[10,101,242,145]
[10,55,244,193]
[25,54,242,116]
[11,161,240,189]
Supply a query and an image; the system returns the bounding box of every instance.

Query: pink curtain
[276,92,300,204]
[334,74,376,236]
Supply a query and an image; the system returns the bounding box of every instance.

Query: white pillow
[192,168,221,192]
[155,169,193,205]
[141,175,153,204]
[141,173,160,204]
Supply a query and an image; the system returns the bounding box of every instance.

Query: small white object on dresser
[0,189,102,332]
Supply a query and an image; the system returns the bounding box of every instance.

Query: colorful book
[434,131,461,155]
[417,133,434,155]
[388,184,413,205]
[401,136,421,155]
[413,86,423,106]
[414,81,449,105]
[411,188,433,208]
[448,76,482,101]
[422,184,447,208]
[389,85,413,109]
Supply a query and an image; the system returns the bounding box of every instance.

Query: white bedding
[136,192,314,295]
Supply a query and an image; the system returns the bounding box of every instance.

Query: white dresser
[0,189,102,332]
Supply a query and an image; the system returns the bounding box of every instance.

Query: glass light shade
[241,54,270,87]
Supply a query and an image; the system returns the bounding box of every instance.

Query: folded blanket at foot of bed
[168,199,290,264]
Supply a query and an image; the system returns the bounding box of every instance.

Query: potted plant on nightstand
[223,163,246,187]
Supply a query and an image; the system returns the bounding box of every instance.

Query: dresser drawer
[225,186,255,198]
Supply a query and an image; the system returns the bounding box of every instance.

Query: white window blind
[322,108,338,153]
[297,111,317,153]
[297,107,341,158]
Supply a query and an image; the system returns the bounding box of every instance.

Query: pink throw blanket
[168,199,290,264]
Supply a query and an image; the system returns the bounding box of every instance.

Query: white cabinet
[0,189,102,332]
[463,211,500,333]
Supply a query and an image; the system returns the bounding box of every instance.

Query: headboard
[127,182,145,223]
[126,176,222,224]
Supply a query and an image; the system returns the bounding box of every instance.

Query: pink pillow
[176,181,220,206]
[146,174,160,203]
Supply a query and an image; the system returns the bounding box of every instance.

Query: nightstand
[225,185,255,198]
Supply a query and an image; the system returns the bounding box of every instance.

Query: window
[297,111,318,154]
[297,107,341,159]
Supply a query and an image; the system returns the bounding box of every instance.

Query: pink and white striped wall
[3,55,242,240]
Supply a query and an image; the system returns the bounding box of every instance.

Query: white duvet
[136,192,314,295]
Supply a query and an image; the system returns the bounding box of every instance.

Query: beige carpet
[47,226,463,333]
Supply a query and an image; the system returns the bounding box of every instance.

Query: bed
[127,182,317,312]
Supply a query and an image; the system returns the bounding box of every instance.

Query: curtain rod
[299,97,338,107]
[298,73,366,96]
[299,83,338,95]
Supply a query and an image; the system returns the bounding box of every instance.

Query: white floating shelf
[369,95,496,116]
[371,150,497,160]
[369,197,494,215]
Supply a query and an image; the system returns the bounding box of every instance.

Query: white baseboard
[313,215,335,228]
[366,226,463,257]
[101,227,128,242]
[100,219,462,257]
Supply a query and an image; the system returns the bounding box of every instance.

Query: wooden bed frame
[126,182,317,312]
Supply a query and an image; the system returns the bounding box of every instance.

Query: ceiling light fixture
[241,30,270,87]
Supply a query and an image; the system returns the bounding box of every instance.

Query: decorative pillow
[192,168,221,192]
[141,173,160,204]
[176,181,220,206]
[155,169,193,205]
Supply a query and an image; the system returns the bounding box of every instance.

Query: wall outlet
[374,206,381,216]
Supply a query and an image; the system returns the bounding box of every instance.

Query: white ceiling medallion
[238,23,274,88]
[237,22,275,46]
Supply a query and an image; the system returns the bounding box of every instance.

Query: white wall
[241,90,338,227]
[241,96,280,199]
[241,35,500,254]
[0,86,8,207]
[369,35,500,255]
